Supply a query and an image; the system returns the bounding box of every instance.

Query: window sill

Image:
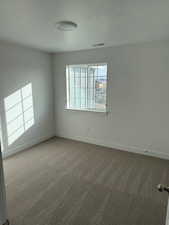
[65,107,107,113]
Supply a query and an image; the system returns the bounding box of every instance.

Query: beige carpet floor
[3,137,169,225]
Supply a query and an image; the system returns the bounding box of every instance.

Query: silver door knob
[157,184,169,194]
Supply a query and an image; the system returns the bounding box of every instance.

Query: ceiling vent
[93,43,105,47]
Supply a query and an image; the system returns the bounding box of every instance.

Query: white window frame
[66,63,108,113]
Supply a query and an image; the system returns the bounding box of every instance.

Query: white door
[166,199,169,225]
[157,184,169,225]
[0,144,7,225]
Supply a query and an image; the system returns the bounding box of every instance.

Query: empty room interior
[0,0,169,225]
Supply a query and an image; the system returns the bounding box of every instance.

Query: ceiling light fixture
[56,21,78,31]
[93,43,105,47]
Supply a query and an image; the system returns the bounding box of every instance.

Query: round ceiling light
[56,21,78,31]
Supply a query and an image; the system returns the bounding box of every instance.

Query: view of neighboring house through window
[4,83,34,146]
[66,63,107,112]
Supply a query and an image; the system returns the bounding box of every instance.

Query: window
[66,63,107,112]
[4,83,35,145]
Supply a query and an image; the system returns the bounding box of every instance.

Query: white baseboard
[56,133,169,161]
[3,132,169,161]
[2,134,55,159]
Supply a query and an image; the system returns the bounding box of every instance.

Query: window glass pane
[66,64,107,111]
[81,68,87,77]
[4,90,21,110]
[75,76,80,87]
[22,83,32,98]
[7,115,24,136]
[99,64,107,75]
[70,74,74,88]
[6,103,22,123]
[80,99,86,108]
[23,96,33,111]
[81,77,86,88]
[69,67,74,75]
[95,75,107,109]
[75,87,81,97]
[89,77,95,90]
[88,88,95,109]
[69,88,75,101]
[88,66,97,77]
[81,88,86,99]
[69,98,75,108]
[74,67,80,75]
[24,107,34,122]
[75,98,81,108]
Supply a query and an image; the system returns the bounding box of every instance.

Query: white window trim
[65,63,108,113]
[66,107,108,113]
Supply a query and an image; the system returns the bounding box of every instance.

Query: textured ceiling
[0,0,169,52]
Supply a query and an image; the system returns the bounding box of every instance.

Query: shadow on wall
[4,83,35,146]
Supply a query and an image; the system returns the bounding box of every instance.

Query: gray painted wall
[0,39,169,224]
[0,42,55,157]
[53,40,169,159]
